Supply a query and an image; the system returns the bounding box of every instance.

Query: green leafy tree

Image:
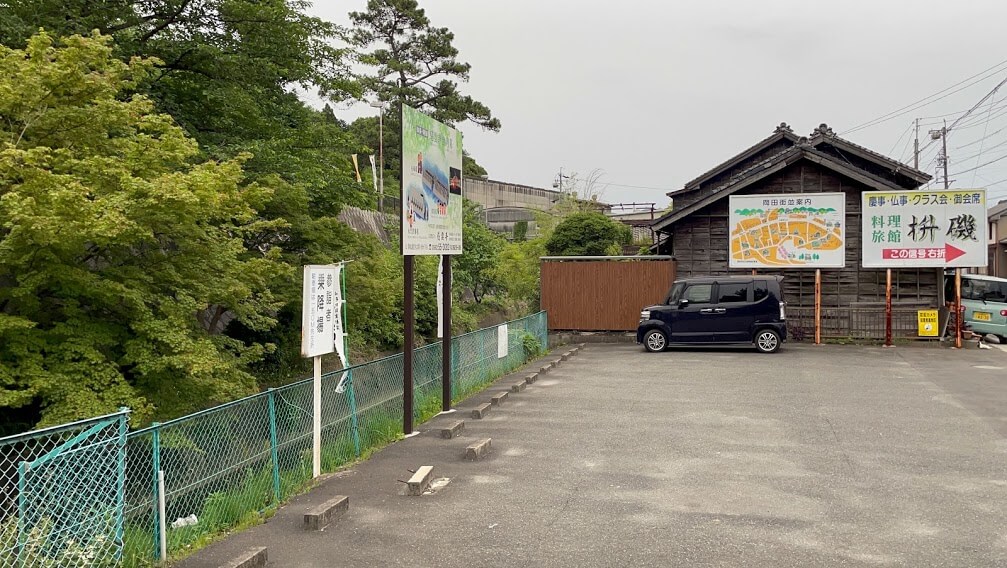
[0,32,285,426]
[545,212,632,257]
[348,0,498,179]
[453,201,506,304]
[513,220,529,242]
[494,238,547,310]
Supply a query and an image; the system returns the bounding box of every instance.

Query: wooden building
[651,123,937,339]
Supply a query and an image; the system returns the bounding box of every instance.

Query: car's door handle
[699,308,714,314]
[713,308,727,314]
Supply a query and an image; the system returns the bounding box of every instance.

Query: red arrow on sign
[881,243,967,262]
[944,243,966,262]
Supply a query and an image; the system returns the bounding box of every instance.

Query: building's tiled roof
[676,122,800,192]
[808,123,929,183]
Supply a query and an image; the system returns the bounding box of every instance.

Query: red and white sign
[861,189,987,268]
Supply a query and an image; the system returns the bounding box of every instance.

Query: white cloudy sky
[308,0,1007,207]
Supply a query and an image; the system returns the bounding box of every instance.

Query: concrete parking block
[303,496,349,531]
[525,372,539,384]
[464,438,492,461]
[407,466,434,496]
[439,420,464,439]
[219,547,267,568]
[511,380,527,393]
[490,392,508,405]
[471,403,491,419]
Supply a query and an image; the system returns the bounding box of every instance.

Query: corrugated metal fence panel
[541,258,676,331]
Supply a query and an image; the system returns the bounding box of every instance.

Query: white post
[157,470,167,563]
[312,355,322,478]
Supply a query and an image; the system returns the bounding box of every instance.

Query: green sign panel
[401,105,463,255]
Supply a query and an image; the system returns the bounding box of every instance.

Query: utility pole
[913,118,919,170]
[942,120,949,189]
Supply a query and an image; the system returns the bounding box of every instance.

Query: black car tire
[643,329,668,353]
[754,329,781,353]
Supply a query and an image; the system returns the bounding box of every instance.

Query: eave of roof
[651,146,905,233]
[809,134,930,185]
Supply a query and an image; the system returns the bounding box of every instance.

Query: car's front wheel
[754,329,781,353]
[643,329,668,353]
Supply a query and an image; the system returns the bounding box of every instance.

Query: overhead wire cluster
[851,59,1007,202]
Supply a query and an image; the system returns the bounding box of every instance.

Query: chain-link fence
[117,311,548,566]
[0,409,130,568]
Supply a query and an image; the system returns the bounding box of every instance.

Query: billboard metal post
[403,255,415,435]
[442,255,452,411]
[885,269,893,347]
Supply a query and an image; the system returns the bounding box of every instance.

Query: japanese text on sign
[861,189,987,268]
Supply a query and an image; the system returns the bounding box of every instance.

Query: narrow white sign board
[497,324,509,359]
[301,265,339,357]
[301,264,341,478]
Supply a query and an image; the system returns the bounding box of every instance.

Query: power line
[598,181,677,192]
[955,125,1007,149]
[887,121,915,156]
[840,59,1007,135]
[947,151,1007,177]
[971,91,1000,186]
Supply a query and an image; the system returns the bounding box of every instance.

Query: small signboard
[497,324,509,359]
[301,265,340,358]
[861,189,987,268]
[729,193,846,268]
[918,309,939,337]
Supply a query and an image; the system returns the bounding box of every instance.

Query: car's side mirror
[678,299,690,308]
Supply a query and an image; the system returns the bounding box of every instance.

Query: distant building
[465,178,609,236]
[988,199,1007,277]
[650,122,938,312]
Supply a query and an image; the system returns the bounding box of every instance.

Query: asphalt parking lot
[178,342,1007,568]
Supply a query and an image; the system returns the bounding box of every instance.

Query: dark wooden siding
[667,161,939,308]
[541,259,676,330]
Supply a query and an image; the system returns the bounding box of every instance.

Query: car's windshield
[962,278,1007,302]
[666,282,686,304]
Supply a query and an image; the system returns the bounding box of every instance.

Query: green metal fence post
[16,461,26,567]
[115,408,129,562]
[346,376,362,458]
[267,389,280,503]
[451,336,460,401]
[151,421,162,562]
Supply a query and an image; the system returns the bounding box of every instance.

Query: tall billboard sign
[401,105,463,255]
[729,193,846,268]
[860,189,987,268]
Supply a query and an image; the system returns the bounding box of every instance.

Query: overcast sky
[308,0,1007,207]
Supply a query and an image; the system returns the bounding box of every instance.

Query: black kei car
[637,275,788,354]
